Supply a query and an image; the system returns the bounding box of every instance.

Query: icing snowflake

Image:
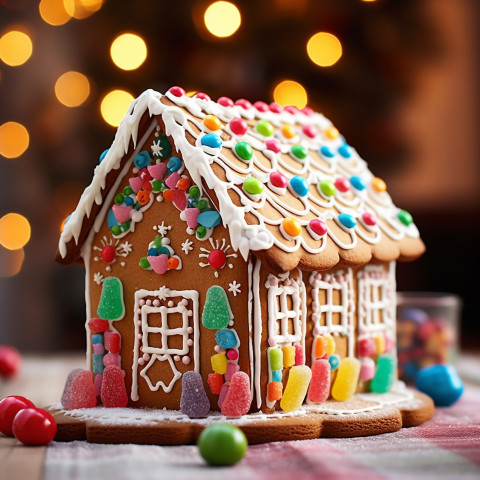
[151,142,163,156]
[181,239,193,255]
[157,286,171,301]
[153,221,172,237]
[228,281,242,296]
[93,272,104,285]
[119,241,133,255]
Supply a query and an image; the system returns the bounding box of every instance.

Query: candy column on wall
[203,286,252,418]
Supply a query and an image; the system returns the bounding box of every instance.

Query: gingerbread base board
[47,387,434,445]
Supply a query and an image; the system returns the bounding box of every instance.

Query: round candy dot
[282,217,302,237]
[397,209,413,226]
[338,144,352,159]
[217,96,234,107]
[255,120,274,137]
[281,124,296,139]
[208,249,227,269]
[167,257,180,269]
[229,117,248,136]
[284,105,298,115]
[302,125,317,139]
[227,349,239,360]
[169,86,185,97]
[196,225,207,238]
[234,141,253,162]
[114,193,125,205]
[362,212,377,226]
[269,171,288,189]
[320,145,335,158]
[334,177,350,192]
[194,92,211,101]
[329,354,340,370]
[309,218,327,237]
[291,145,308,160]
[101,245,116,263]
[203,115,221,131]
[243,177,264,195]
[163,189,174,202]
[325,126,339,139]
[289,176,310,197]
[350,176,366,191]
[318,180,336,197]
[254,101,269,112]
[371,177,387,193]
[189,185,200,198]
[235,98,252,110]
[197,424,248,466]
[137,190,150,205]
[338,213,357,229]
[302,106,314,116]
[269,103,282,113]
[201,133,223,149]
[99,149,109,163]
[265,139,281,153]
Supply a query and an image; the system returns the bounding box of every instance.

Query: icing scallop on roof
[57,87,425,272]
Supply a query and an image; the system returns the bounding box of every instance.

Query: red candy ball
[195,92,211,101]
[362,212,377,226]
[254,101,269,112]
[270,171,288,189]
[302,106,315,116]
[284,105,298,115]
[0,396,35,436]
[101,245,116,263]
[227,349,239,361]
[269,103,282,113]
[265,139,281,153]
[334,177,350,193]
[302,125,317,139]
[309,219,328,237]
[229,117,248,136]
[208,249,227,269]
[217,96,234,107]
[235,99,252,110]
[12,407,57,445]
[0,345,22,378]
[169,86,185,97]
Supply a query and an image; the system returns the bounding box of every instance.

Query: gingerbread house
[57,87,425,417]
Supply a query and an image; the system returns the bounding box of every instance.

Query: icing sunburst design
[199,238,238,277]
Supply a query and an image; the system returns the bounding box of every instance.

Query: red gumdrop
[269,103,282,113]
[208,249,226,269]
[229,117,248,136]
[12,408,57,446]
[221,372,251,418]
[101,245,116,264]
[101,365,128,408]
[169,86,185,97]
[270,171,288,189]
[226,349,238,361]
[362,212,377,226]
[334,177,350,193]
[217,96,234,107]
[302,125,317,139]
[0,345,22,378]
[254,101,269,112]
[195,92,211,101]
[107,333,121,354]
[207,372,224,395]
[294,345,304,365]
[235,98,252,110]
[61,368,84,409]
[284,105,298,115]
[0,395,35,436]
[302,106,315,116]
[88,318,109,334]
[70,370,97,409]
[308,359,331,403]
[358,338,377,357]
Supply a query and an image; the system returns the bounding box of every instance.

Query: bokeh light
[204,1,241,38]
[110,33,147,71]
[55,71,90,107]
[307,32,343,67]
[0,213,31,250]
[100,90,134,127]
[39,0,72,26]
[0,122,29,158]
[64,0,104,19]
[0,30,33,67]
[0,246,25,278]
[273,80,308,109]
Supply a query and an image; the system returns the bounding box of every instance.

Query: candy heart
[112,205,132,224]
[147,163,167,180]
[148,254,169,274]
[128,176,143,193]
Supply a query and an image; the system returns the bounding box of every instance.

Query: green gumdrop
[243,177,264,195]
[319,180,336,197]
[196,225,207,238]
[111,225,121,235]
[123,186,133,196]
[398,209,413,226]
[151,180,162,192]
[269,348,283,371]
[291,145,308,160]
[202,286,231,329]
[189,185,200,199]
[370,354,397,393]
[255,120,274,137]
[114,193,125,205]
[198,424,248,466]
[139,257,150,269]
[97,277,125,321]
[197,199,208,211]
[153,235,163,248]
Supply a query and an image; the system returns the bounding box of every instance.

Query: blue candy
[108,209,118,228]
[416,364,464,407]
[147,248,158,256]
[215,329,238,349]
[167,156,182,172]
[350,176,366,191]
[124,196,134,206]
[197,210,221,228]
[272,370,282,382]
[319,146,335,158]
[338,144,352,158]
[99,149,109,163]
[289,176,310,197]
[92,334,103,345]
[201,133,223,149]
[338,213,357,229]
[329,354,340,370]
[134,151,151,169]
[92,354,104,374]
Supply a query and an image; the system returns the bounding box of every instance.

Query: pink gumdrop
[226,349,239,361]
[221,372,251,418]
[360,357,375,382]
[218,96,234,107]
[128,176,144,193]
[195,92,211,101]
[294,345,304,365]
[265,139,281,153]
[384,334,395,353]
[235,98,252,110]
[229,117,248,136]
[103,353,121,368]
[61,368,83,409]
[147,163,167,180]
[254,101,269,112]
[218,384,229,409]
[184,207,200,228]
[106,332,121,354]
[334,177,350,193]
[93,343,105,355]
[112,205,133,224]
[302,125,317,139]
[94,374,103,397]
[165,172,181,189]
[358,338,377,357]
[101,365,128,408]
[362,212,377,226]
[169,86,185,97]
[309,218,328,237]
[148,254,169,275]
[308,359,331,403]
[269,103,282,113]
[70,370,97,409]
[270,171,288,189]
[224,363,240,382]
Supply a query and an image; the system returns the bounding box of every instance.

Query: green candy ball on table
[197,424,248,466]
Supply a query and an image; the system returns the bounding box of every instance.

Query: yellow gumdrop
[282,217,302,238]
[325,126,339,140]
[324,335,336,356]
[331,357,361,401]
[375,335,385,355]
[371,177,387,193]
[282,346,295,368]
[211,353,227,374]
[204,114,222,131]
[281,124,296,139]
[280,365,312,412]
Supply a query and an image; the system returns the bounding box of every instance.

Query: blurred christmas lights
[64,0,104,19]
[0,30,33,67]
[273,80,308,109]
[204,1,241,38]
[110,33,147,71]
[0,246,25,278]
[55,71,91,107]
[39,0,72,26]
[307,32,342,67]
[0,213,31,251]
[100,90,134,127]
[0,122,29,159]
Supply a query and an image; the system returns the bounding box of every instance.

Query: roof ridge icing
[58,87,423,270]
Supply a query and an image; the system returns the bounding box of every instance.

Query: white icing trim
[252,257,263,409]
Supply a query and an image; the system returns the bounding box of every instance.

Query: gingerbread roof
[57,87,424,272]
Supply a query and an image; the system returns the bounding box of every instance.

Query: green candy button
[291,145,308,160]
[198,424,248,466]
[398,209,413,226]
[243,176,264,195]
[235,141,253,162]
[255,120,274,137]
[318,180,336,197]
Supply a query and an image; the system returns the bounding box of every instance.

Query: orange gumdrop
[137,190,150,206]
[325,126,339,140]
[163,189,174,202]
[167,257,179,269]
[282,217,302,237]
[371,177,387,193]
[267,382,283,402]
[281,124,296,139]
[203,114,222,131]
[315,336,328,359]
[177,177,191,191]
